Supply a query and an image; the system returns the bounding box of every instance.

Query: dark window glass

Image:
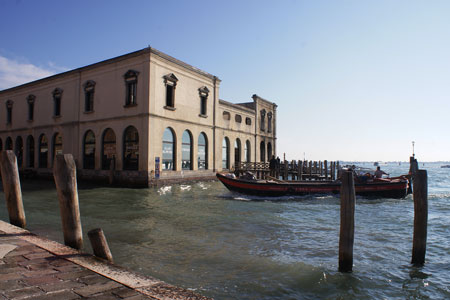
[5,137,13,150]
[83,130,95,169]
[182,130,192,170]
[7,107,12,124]
[123,126,139,170]
[162,128,175,170]
[39,135,48,168]
[268,112,273,133]
[124,70,138,106]
[222,137,229,169]
[260,141,266,162]
[198,133,208,170]
[27,95,35,121]
[166,85,174,107]
[234,139,241,167]
[200,96,207,115]
[245,140,251,162]
[126,81,137,106]
[85,90,94,111]
[102,128,116,170]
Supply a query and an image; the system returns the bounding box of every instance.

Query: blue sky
[1,0,449,162]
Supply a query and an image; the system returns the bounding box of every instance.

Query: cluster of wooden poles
[0,150,113,262]
[237,160,339,181]
[1,150,428,272]
[339,161,428,272]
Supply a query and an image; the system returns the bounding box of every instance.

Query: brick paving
[0,221,211,300]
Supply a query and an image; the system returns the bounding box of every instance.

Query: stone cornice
[218,99,255,114]
[0,47,221,95]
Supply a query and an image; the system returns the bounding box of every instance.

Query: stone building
[0,47,277,186]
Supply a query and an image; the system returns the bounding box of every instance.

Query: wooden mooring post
[411,169,428,266]
[0,150,26,228]
[339,170,355,272]
[88,228,113,262]
[53,154,83,250]
[298,160,303,181]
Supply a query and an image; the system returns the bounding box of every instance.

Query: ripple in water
[0,162,449,299]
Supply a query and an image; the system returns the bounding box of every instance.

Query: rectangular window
[200,96,207,115]
[54,97,61,116]
[7,107,12,124]
[126,81,137,106]
[85,90,94,112]
[166,84,174,107]
[28,102,34,121]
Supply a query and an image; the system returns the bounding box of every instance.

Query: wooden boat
[216,172,409,199]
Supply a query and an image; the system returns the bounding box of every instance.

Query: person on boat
[269,155,277,177]
[374,166,388,178]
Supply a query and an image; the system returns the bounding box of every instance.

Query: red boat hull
[216,173,408,199]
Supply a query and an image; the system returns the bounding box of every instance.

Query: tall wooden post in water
[53,154,83,249]
[339,170,355,272]
[412,169,428,265]
[0,151,26,228]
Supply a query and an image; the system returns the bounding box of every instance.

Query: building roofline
[0,47,220,95]
[252,94,278,107]
[218,99,255,114]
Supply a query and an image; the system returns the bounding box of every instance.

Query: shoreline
[0,220,211,300]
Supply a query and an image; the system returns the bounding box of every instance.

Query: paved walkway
[0,221,210,300]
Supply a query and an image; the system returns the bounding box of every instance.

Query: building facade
[0,47,277,186]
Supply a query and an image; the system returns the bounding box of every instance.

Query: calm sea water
[1,162,449,299]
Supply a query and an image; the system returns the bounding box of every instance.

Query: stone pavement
[0,221,210,300]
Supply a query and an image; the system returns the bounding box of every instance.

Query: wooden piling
[411,169,428,266]
[324,160,328,180]
[53,154,83,250]
[339,170,355,272]
[0,151,26,228]
[88,228,113,262]
[298,160,303,181]
[283,160,288,180]
[309,161,312,180]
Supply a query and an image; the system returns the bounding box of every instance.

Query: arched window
[123,126,139,170]
[162,128,175,170]
[15,137,23,168]
[260,141,266,162]
[260,109,266,131]
[234,139,241,166]
[222,137,230,169]
[267,142,272,160]
[83,130,96,169]
[102,128,116,170]
[53,133,63,164]
[181,130,192,170]
[245,140,251,162]
[5,137,13,150]
[26,135,34,168]
[38,134,48,168]
[198,133,208,170]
